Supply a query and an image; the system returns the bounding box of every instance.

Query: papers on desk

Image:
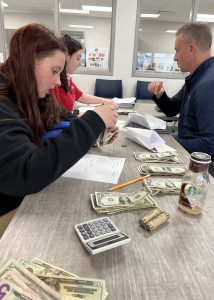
[128,112,166,130]
[62,154,125,184]
[113,97,136,108]
[125,127,176,152]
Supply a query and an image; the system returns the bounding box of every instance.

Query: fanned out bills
[96,130,119,148]
[138,164,187,176]
[0,277,35,299]
[134,151,182,164]
[91,187,157,214]
[0,258,108,300]
[142,178,182,195]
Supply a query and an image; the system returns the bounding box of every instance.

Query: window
[59,0,117,75]
[132,0,194,78]
[2,0,55,57]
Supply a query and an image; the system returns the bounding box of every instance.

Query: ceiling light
[69,25,93,29]
[60,9,89,14]
[197,14,214,22]
[141,14,160,18]
[139,28,143,32]
[82,5,112,12]
[166,30,176,33]
[2,2,8,7]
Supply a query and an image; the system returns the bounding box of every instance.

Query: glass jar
[178,152,211,215]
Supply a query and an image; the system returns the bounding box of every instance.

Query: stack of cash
[96,129,119,147]
[0,258,108,299]
[134,151,181,164]
[90,188,157,214]
[138,164,187,176]
[142,178,182,195]
[139,208,170,231]
[117,109,136,115]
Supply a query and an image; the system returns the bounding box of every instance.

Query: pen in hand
[109,174,150,191]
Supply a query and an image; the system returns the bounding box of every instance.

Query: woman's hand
[94,103,118,131]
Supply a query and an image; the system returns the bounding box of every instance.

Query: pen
[109,174,150,191]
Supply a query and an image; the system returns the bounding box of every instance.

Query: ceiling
[3,0,113,17]
[3,0,214,22]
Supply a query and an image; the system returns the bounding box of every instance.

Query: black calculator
[75,217,131,255]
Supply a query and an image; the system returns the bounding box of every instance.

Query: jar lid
[191,152,211,164]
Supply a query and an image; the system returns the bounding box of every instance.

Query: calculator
[75,217,131,255]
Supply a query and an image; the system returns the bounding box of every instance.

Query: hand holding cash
[96,129,119,147]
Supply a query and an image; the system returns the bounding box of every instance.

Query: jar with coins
[178,152,211,215]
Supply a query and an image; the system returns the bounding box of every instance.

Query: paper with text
[62,154,125,184]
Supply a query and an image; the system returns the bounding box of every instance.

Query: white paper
[62,154,125,184]
[125,127,176,152]
[128,112,166,130]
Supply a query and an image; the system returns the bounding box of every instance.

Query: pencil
[109,174,150,191]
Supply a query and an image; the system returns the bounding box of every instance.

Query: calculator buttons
[76,218,118,239]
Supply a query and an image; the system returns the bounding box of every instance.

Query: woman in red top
[55,35,113,111]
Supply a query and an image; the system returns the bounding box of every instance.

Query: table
[135,100,179,122]
[0,133,214,300]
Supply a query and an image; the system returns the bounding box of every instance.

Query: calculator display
[86,232,129,250]
[93,234,120,245]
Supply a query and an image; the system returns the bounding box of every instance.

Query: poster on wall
[86,47,109,68]
[154,53,174,72]
[136,52,152,70]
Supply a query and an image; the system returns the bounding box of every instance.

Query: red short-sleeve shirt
[55,78,83,111]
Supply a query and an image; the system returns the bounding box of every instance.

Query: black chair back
[94,79,123,98]
[135,80,153,100]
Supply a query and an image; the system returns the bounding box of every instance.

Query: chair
[94,79,123,98]
[135,80,153,100]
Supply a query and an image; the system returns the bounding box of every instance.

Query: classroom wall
[3,0,185,97]
[73,0,184,97]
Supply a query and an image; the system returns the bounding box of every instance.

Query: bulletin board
[86,47,109,68]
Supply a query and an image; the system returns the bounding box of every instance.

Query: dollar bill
[142,178,182,195]
[1,270,41,299]
[96,130,119,147]
[134,151,181,164]
[0,259,64,300]
[20,258,78,278]
[37,275,106,300]
[0,278,35,300]
[91,188,157,214]
[138,164,187,176]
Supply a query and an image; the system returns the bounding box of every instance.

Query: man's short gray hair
[176,22,212,51]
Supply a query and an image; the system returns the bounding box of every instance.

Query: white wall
[3,0,185,97]
[73,0,184,97]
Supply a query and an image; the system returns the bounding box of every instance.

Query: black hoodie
[0,83,105,215]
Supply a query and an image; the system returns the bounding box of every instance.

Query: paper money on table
[142,178,182,195]
[91,188,157,214]
[0,258,108,300]
[134,151,181,164]
[138,164,187,176]
[0,278,35,299]
[96,130,119,147]
[19,258,78,278]
[37,275,107,300]
[0,258,64,300]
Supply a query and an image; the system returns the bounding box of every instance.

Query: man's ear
[189,43,197,55]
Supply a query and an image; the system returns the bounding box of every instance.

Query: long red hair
[0,23,66,146]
